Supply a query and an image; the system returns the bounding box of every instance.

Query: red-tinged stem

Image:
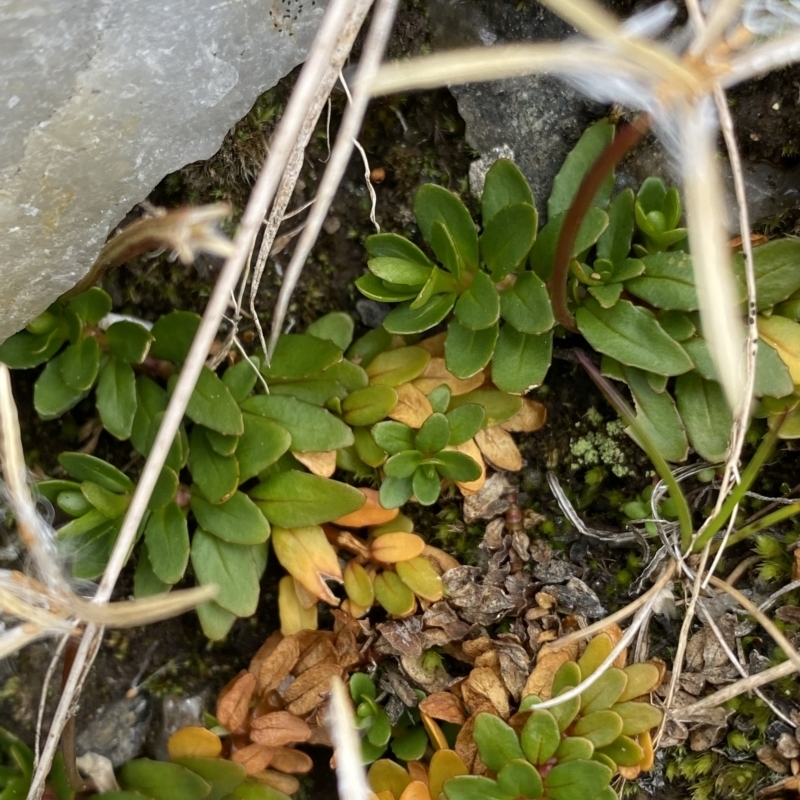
[550,114,651,333]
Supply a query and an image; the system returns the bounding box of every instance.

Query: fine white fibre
[328,678,371,800]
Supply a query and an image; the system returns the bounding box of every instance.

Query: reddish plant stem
[550,114,651,333]
[60,637,87,792]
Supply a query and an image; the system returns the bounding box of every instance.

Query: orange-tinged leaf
[371,532,426,563]
[413,357,485,396]
[344,560,375,608]
[216,670,256,731]
[387,382,433,428]
[419,693,467,724]
[429,749,469,799]
[293,577,320,611]
[167,727,222,759]
[406,762,428,784]
[252,769,300,795]
[232,743,276,774]
[449,440,486,495]
[249,630,283,676]
[294,450,337,477]
[421,712,449,750]
[341,598,370,618]
[369,759,413,797]
[256,636,301,695]
[418,332,448,358]
[500,399,547,432]
[268,747,314,774]
[272,525,342,604]
[422,544,460,573]
[250,711,312,747]
[335,487,400,527]
[396,557,444,601]
[618,764,642,780]
[399,781,433,800]
[475,427,522,471]
[278,575,318,636]
[462,666,510,718]
[639,730,655,771]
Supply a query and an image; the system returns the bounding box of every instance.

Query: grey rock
[541,576,606,619]
[76,691,151,767]
[0,0,327,342]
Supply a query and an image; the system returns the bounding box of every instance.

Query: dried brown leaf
[399,781,434,800]
[421,711,449,750]
[454,714,485,775]
[462,471,516,523]
[231,743,276,774]
[406,762,428,784]
[421,545,460,574]
[462,667,509,718]
[475,427,522,472]
[268,747,314,774]
[294,632,337,675]
[249,631,283,677]
[413,357,485,396]
[250,711,312,747]
[388,382,433,428]
[523,641,579,700]
[449,439,486,495]
[252,769,301,795]
[334,628,361,669]
[283,661,343,704]
[257,636,301,695]
[419,692,467,724]
[499,399,547,433]
[418,332,447,358]
[216,670,256,731]
[293,450,337,477]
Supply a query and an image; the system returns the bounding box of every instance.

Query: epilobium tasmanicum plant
[357,119,800,464]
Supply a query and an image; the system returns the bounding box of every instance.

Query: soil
[4,3,800,800]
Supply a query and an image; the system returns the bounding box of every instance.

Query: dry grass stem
[328,678,371,800]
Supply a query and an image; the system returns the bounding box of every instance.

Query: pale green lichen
[569,413,633,477]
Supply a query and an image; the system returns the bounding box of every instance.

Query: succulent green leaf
[414,184,479,272]
[446,404,485,446]
[430,221,465,279]
[0,326,66,369]
[415,412,451,453]
[33,353,87,419]
[499,272,554,335]
[150,311,201,364]
[130,376,167,456]
[618,663,661,702]
[81,481,129,518]
[597,735,644,767]
[383,294,456,335]
[67,288,112,326]
[612,702,663,735]
[36,481,79,504]
[580,667,627,714]
[342,384,398,427]
[497,759,543,800]
[58,452,135,492]
[555,736,594,762]
[367,709,393,747]
[368,760,412,798]
[61,337,100,392]
[134,547,171,598]
[195,599,237,641]
[597,188,635,264]
[191,530,260,617]
[221,357,260,403]
[352,427,387,468]
[454,271,500,330]
[625,252,698,311]
[191,492,270,545]
[390,726,429,761]
[350,672,377,702]
[428,384,452,414]
[675,372,731,462]
[755,340,793,398]
[240,395,353,452]
[267,379,345,408]
[579,634,613,678]
[552,661,582,696]
[205,429,239,457]
[236,414,292,482]
[549,693,580,733]
[543,760,613,800]
[587,283,623,308]
[184,367,243,436]
[144,502,190,584]
[481,158,535,226]
[473,713,525,771]
[347,326,393,367]
[148,465,179,511]
[374,570,416,615]
[96,357,137,440]
[434,450,481,482]
[384,450,425,479]
[657,310,696,341]
[365,346,431,387]
[119,760,210,800]
[368,256,431,287]
[445,319,498,379]
[572,710,624,748]
[105,321,154,364]
[576,298,693,376]
[57,490,94,517]
[261,333,342,381]
[412,265,461,309]
[412,463,441,505]
[481,203,538,281]
[379,475,414,508]
[444,776,512,800]
[448,389,522,427]
[307,312,355,351]
[356,274,420,302]
[372,421,415,454]
[171,757,246,800]
[520,709,561,765]
[188,426,239,504]
[492,327,552,394]
[365,232,435,265]
[740,237,800,310]
[250,470,365,527]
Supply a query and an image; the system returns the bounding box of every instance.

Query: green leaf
[443,776,511,800]
[552,661,582,695]
[414,184,479,272]
[612,701,663,735]
[150,311,201,364]
[205,429,239,457]
[148,412,189,473]
[492,327,552,394]
[191,492,270,545]
[481,203,538,281]
[61,337,100,391]
[347,326,393,367]
[572,710,624,748]
[675,373,731,462]
[36,479,80,503]
[58,453,135,492]
[384,450,425,479]
[473,713,525,771]
[741,238,800,310]
[33,354,87,419]
[382,294,456,335]
[196,600,237,641]
[548,120,615,217]
[412,463,441,505]
[222,357,260,403]
[350,672,377,702]
[415,412,451,453]
[576,299,693,376]
[372,420,415,454]
[67,288,112,325]
[555,737,595,762]
[67,520,118,579]
[352,427,387,468]
[543,760,613,800]
[390,727,429,762]
[148,465,179,511]
[623,365,688,463]
[448,389,522,427]
[447,404,485,446]
[322,359,369,392]
[105,321,154,364]
[96,357,137,440]
[119,760,210,800]
[597,188,634,264]
[236,414,292,482]
[499,272,554,335]
[625,252,698,311]
[261,333,343,382]
[435,451,481,482]
[597,735,644,767]
[307,312,354,351]
[454,271,500,330]
[430,220,465,279]
[251,470,365,527]
[130,376,167,456]
[374,570,417,615]
[191,530,261,617]
[529,207,609,282]
[658,310,696,341]
[356,274,420,302]
[134,548,170,598]
[368,256,431,286]
[342,384,398,427]
[239,395,352,452]
[482,159,535,226]
[549,693,580,733]
[587,283,623,308]
[379,475,414,508]
[144,502,190,584]
[0,326,66,369]
[171,758,246,800]
[520,710,560,765]
[580,668,627,714]
[365,232,434,265]
[184,367,243,436]
[81,481,129,518]
[268,379,346,407]
[497,759,543,800]
[367,709,393,747]
[57,489,99,517]
[755,340,793,398]
[445,320,498,379]
[188,426,239,504]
